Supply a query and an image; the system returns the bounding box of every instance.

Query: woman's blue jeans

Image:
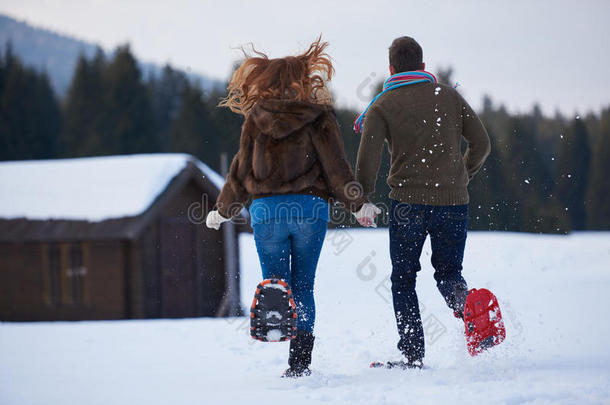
[252,218,327,333]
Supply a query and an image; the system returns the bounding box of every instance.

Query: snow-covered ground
[1,230,609,404]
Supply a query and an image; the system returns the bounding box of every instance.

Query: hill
[0,14,222,97]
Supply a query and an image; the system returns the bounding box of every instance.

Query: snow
[0,154,224,221]
[1,231,610,404]
[266,330,283,342]
[263,283,289,291]
[266,311,282,321]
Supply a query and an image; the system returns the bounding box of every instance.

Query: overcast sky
[2,0,609,116]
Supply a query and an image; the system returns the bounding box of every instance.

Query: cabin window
[48,244,62,306]
[68,243,86,306]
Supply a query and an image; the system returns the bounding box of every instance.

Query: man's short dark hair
[389,37,423,73]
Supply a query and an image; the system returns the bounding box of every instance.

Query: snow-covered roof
[0,154,226,222]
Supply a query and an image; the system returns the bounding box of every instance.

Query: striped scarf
[353,70,438,133]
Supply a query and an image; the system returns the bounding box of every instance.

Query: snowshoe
[282,366,312,378]
[370,359,424,370]
[250,278,297,342]
[463,288,506,356]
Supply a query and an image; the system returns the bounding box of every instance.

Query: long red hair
[219,36,334,115]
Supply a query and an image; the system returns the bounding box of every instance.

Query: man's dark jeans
[389,199,469,362]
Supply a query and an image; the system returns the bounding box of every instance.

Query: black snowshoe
[250,278,297,342]
[370,359,424,370]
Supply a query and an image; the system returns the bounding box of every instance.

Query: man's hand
[206,210,230,230]
[353,203,382,228]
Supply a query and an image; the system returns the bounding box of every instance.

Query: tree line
[1,43,608,232]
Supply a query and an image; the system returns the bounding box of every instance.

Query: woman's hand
[353,203,382,228]
[206,210,231,230]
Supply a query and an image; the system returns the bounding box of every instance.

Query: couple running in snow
[206,36,491,377]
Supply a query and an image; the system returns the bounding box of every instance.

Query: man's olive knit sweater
[355,82,491,206]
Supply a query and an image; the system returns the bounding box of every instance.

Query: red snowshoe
[463,288,506,356]
[250,279,297,342]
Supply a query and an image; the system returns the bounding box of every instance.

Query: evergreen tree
[467,128,511,230]
[586,108,610,229]
[556,117,591,229]
[0,42,60,160]
[31,70,61,158]
[102,44,155,154]
[437,67,454,86]
[474,98,511,227]
[499,116,569,233]
[61,48,106,156]
[168,82,216,162]
[148,64,189,152]
[205,87,244,168]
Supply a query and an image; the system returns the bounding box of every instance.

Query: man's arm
[355,105,388,195]
[459,94,491,180]
[311,112,366,212]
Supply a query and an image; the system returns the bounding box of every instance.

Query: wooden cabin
[0,154,248,321]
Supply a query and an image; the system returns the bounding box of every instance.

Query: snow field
[1,230,609,404]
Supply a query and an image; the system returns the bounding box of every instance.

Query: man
[354,36,491,367]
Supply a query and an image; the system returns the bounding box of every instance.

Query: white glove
[206,210,230,230]
[352,203,382,228]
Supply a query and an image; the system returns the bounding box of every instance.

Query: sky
[1,0,609,116]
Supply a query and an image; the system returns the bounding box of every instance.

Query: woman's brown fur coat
[215,99,366,218]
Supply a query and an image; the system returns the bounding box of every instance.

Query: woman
[205,38,380,377]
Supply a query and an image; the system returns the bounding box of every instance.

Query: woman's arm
[214,118,254,218]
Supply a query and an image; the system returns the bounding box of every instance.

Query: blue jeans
[252,218,327,333]
[389,200,469,361]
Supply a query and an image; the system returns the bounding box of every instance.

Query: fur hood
[249,99,330,140]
